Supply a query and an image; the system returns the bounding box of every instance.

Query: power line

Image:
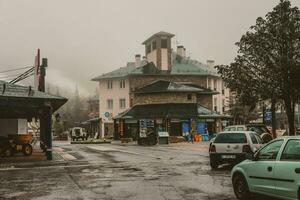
[0,73,26,79]
[0,66,33,74]
[10,67,35,84]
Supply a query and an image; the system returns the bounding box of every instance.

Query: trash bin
[158,131,169,144]
[201,134,209,141]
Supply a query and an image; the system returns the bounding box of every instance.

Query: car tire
[233,174,251,200]
[22,144,33,156]
[210,159,219,169]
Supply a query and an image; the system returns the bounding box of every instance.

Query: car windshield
[214,133,247,144]
[74,129,81,134]
[247,125,269,135]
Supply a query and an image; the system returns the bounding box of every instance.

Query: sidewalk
[0,146,75,170]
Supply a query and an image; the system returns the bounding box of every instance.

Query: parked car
[231,136,300,200]
[224,124,273,143]
[70,127,88,141]
[0,136,14,157]
[209,131,264,169]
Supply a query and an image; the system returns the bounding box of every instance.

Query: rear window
[237,127,244,131]
[224,127,236,131]
[214,133,247,144]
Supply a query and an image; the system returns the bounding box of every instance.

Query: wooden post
[45,106,53,160]
[40,106,53,160]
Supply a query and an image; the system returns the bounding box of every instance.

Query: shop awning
[198,105,232,119]
[114,103,198,120]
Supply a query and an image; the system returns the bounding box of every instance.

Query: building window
[146,44,151,54]
[222,99,225,112]
[107,80,113,89]
[214,98,217,112]
[130,98,133,107]
[161,39,168,48]
[119,80,125,88]
[107,99,113,109]
[152,41,156,50]
[119,98,126,109]
[214,79,217,91]
[207,78,211,89]
[221,81,225,94]
[187,94,192,100]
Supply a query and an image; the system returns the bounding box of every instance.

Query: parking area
[0,141,277,200]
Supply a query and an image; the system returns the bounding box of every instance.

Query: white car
[224,124,273,143]
[209,131,264,169]
[70,127,88,141]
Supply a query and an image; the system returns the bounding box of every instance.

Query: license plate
[221,155,236,159]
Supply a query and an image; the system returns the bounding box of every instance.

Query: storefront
[114,103,198,142]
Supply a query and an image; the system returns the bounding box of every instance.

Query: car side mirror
[245,153,254,160]
[252,152,260,161]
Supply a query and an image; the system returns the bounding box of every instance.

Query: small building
[0,80,67,160]
[114,80,228,141]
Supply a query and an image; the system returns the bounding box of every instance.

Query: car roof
[219,131,256,134]
[276,136,300,140]
[225,125,246,128]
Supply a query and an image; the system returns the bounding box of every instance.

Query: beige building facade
[92,32,230,138]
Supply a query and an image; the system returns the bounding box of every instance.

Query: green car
[231,136,300,200]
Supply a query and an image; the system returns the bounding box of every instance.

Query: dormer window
[146,44,151,54]
[152,41,156,50]
[161,39,168,48]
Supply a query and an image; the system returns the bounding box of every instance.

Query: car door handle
[267,166,272,172]
[295,168,300,174]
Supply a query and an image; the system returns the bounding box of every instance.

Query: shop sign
[125,119,138,123]
[158,131,169,137]
[139,128,147,138]
[170,119,180,123]
[140,119,154,128]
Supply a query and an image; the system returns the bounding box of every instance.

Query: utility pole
[38,58,47,92]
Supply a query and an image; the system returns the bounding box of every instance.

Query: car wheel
[22,144,33,156]
[233,174,251,200]
[210,159,219,169]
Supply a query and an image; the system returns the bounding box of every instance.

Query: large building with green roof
[92,31,230,138]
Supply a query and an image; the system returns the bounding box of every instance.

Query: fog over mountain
[0,0,299,97]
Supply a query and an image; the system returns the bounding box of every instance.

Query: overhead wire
[0,66,33,74]
[10,67,35,84]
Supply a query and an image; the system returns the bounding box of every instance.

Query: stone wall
[133,93,197,105]
[197,95,213,110]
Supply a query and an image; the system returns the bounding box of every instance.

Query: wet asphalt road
[0,142,275,200]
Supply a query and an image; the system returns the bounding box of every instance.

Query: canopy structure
[0,80,67,160]
[198,105,231,119]
[114,103,198,120]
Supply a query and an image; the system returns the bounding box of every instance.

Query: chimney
[207,60,215,68]
[135,54,141,67]
[177,46,186,58]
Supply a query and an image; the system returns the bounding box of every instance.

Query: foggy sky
[1,0,299,96]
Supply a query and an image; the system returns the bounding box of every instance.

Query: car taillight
[242,145,251,153]
[209,145,216,153]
